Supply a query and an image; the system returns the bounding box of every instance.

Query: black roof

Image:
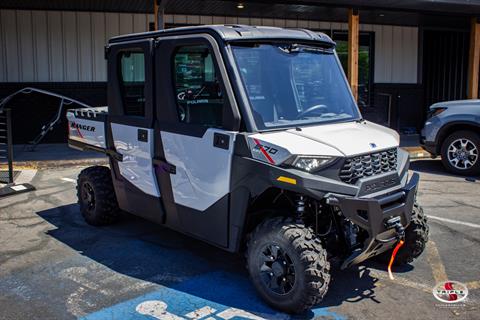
[1,0,480,16]
[109,24,335,45]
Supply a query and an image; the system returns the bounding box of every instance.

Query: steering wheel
[296,104,328,119]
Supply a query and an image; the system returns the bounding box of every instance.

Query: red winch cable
[388,240,404,280]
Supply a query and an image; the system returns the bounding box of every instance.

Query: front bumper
[327,172,419,269]
[420,139,437,156]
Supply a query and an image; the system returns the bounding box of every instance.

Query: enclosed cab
[68,25,428,313]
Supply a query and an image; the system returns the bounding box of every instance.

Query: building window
[119,51,145,117]
[330,31,374,109]
[172,45,224,127]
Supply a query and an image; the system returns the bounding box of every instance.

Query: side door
[107,39,165,223]
[153,34,241,247]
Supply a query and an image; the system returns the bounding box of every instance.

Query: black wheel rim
[81,182,95,212]
[259,244,296,295]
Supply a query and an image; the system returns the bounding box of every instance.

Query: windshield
[231,43,360,130]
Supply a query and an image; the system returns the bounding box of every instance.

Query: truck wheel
[246,217,330,314]
[441,130,480,176]
[77,166,119,226]
[376,203,429,266]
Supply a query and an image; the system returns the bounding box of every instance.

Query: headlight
[427,107,447,119]
[290,156,335,172]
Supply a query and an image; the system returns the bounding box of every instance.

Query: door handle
[213,133,230,150]
[138,129,148,142]
[153,158,176,174]
[106,148,123,162]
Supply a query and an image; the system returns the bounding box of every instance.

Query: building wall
[0,10,418,84]
[0,10,151,82]
[166,15,419,84]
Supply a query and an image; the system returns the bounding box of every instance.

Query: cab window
[172,45,224,127]
[119,50,145,117]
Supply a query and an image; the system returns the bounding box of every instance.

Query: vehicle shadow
[37,204,393,318]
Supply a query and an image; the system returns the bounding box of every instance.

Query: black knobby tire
[376,203,429,266]
[77,166,119,226]
[441,130,480,176]
[246,217,330,314]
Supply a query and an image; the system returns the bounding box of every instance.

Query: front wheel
[376,203,429,266]
[246,217,330,314]
[441,130,480,176]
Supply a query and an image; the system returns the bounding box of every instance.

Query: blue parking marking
[81,271,344,320]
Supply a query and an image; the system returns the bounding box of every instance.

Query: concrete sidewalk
[400,134,431,159]
[4,144,108,169]
[1,140,430,169]
[402,146,431,159]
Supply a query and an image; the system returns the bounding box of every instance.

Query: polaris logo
[364,178,398,192]
[70,122,95,132]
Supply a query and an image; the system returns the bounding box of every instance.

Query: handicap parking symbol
[81,272,344,320]
[136,300,270,320]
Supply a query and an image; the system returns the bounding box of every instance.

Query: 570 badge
[250,138,280,165]
[253,144,278,155]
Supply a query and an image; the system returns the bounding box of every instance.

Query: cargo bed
[67,107,108,153]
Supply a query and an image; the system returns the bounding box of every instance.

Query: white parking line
[426,241,448,283]
[428,215,480,229]
[61,177,76,183]
[15,169,37,184]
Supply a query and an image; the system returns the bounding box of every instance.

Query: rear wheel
[441,130,480,176]
[77,166,119,226]
[246,217,330,314]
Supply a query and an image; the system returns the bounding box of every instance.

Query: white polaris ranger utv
[67,25,428,313]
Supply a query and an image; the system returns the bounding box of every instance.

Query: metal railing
[0,87,93,151]
[0,108,13,184]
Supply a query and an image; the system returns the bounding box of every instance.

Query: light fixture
[379,13,385,17]
[237,3,245,9]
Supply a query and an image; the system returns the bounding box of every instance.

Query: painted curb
[401,147,432,160]
[1,157,108,169]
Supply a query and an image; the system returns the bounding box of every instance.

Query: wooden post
[154,0,159,30]
[348,8,359,101]
[468,17,480,99]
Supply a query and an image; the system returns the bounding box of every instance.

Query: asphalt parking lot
[0,159,479,320]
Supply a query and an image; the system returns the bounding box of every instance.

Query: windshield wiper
[278,44,301,53]
[278,44,332,54]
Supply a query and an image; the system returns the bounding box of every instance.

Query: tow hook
[376,216,405,243]
[385,216,405,241]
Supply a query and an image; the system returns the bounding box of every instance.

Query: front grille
[339,148,398,184]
